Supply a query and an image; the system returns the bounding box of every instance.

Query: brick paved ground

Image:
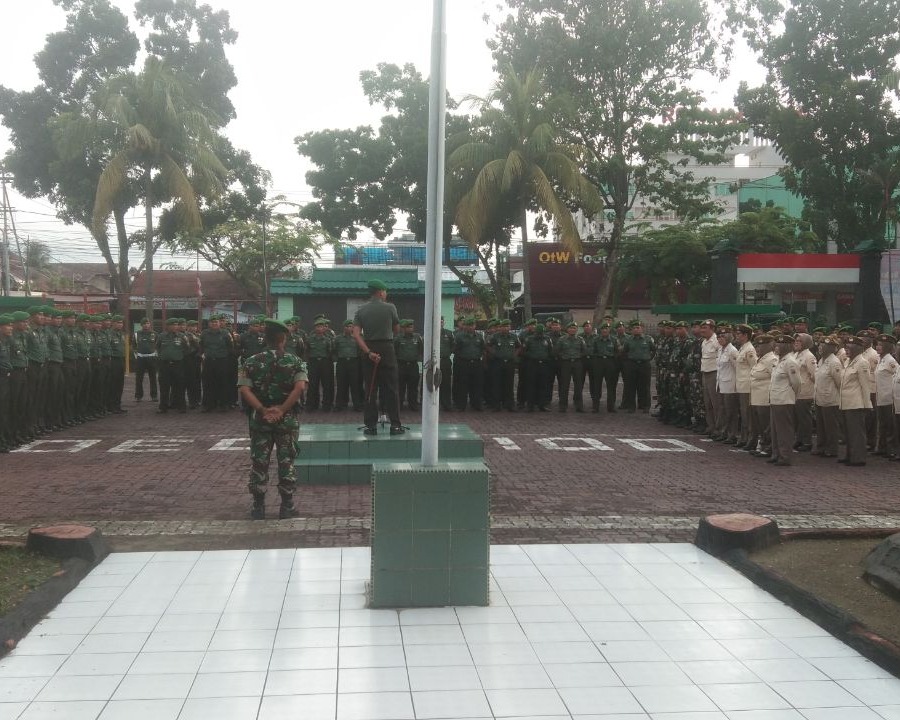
[2,377,899,545]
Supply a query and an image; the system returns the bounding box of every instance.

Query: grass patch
[0,546,61,617]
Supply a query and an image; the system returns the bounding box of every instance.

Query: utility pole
[1,170,11,296]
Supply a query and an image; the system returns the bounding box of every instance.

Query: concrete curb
[723,545,900,679]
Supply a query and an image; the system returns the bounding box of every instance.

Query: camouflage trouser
[655,367,666,410]
[248,425,298,500]
[669,374,689,418]
[689,372,705,422]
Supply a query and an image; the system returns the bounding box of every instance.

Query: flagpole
[421,0,447,467]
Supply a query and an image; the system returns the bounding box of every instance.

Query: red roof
[130,271,254,300]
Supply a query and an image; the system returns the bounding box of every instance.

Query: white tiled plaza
[1,543,899,720]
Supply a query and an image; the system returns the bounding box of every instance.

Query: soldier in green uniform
[239,316,266,362]
[0,315,13,452]
[669,321,692,427]
[545,317,563,407]
[73,314,92,422]
[24,307,50,434]
[238,318,308,520]
[183,319,202,409]
[59,310,78,426]
[439,317,454,411]
[591,323,619,412]
[352,278,403,435]
[522,321,553,411]
[99,314,115,413]
[305,315,335,411]
[285,317,307,358]
[334,319,363,411]
[487,318,520,411]
[156,317,187,413]
[453,316,486,411]
[395,319,423,411]
[88,315,106,418]
[612,320,628,408]
[580,321,598,409]
[201,315,235,411]
[621,319,656,412]
[107,315,126,413]
[133,317,158,402]
[688,320,707,432]
[44,308,64,428]
[654,321,673,422]
[9,312,30,444]
[556,321,587,412]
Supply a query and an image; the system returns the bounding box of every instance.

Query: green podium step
[294,424,484,485]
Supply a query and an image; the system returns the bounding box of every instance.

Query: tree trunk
[593,212,624,324]
[520,208,533,321]
[114,207,131,296]
[143,167,154,325]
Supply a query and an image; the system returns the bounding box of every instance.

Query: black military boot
[279,499,299,520]
[250,494,265,520]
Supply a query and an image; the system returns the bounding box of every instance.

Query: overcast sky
[0,0,765,267]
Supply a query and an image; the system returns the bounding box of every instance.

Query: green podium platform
[294,424,484,485]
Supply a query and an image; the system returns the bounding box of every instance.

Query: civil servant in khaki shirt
[768,336,801,466]
[698,319,720,434]
[840,337,873,466]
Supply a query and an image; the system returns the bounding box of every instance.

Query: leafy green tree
[491,0,743,323]
[699,205,820,254]
[449,67,601,320]
[734,0,900,251]
[88,57,228,318]
[0,0,238,298]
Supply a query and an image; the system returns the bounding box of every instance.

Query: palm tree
[91,57,227,320]
[449,67,601,320]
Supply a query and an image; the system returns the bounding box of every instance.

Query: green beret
[464,316,476,324]
[629,319,643,327]
[487,320,497,328]
[112,314,123,321]
[533,323,545,333]
[165,318,178,326]
[27,306,44,316]
[582,321,592,327]
[76,313,91,322]
[262,318,287,331]
[186,319,198,326]
[368,278,388,292]
[675,320,688,328]
[868,321,883,330]
[794,316,808,323]
[500,318,511,325]
[600,323,611,330]
[615,321,626,328]
[0,314,12,325]
[547,317,558,324]
[343,319,354,327]
[399,319,413,327]
[524,319,536,327]
[566,322,578,329]
[253,315,267,323]
[61,310,76,318]
[314,315,328,325]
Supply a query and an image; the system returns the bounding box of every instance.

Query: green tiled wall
[370,461,490,608]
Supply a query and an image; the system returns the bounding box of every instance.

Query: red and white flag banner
[737,254,860,284]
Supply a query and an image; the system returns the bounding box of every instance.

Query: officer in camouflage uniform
[654,321,674,421]
[688,320,706,432]
[238,318,308,520]
[670,321,693,427]
[395,319,423,411]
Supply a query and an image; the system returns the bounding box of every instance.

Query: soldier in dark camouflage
[238,319,309,520]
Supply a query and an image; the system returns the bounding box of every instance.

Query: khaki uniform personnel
[555,322,587,412]
[714,334,739,443]
[874,334,898,458]
[813,336,843,458]
[334,320,364,412]
[487,319,521,412]
[620,320,655,412]
[395,319,424,412]
[861,334,879,448]
[792,333,817,451]
[352,278,404,435]
[305,316,335,411]
[748,335,777,456]
[839,336,873,466]
[0,315,13,452]
[591,324,619,413]
[698,319,720,433]
[735,324,758,449]
[768,337,801,466]
[156,318,187,413]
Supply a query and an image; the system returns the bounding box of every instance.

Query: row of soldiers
[0,306,127,453]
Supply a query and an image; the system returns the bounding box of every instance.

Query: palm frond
[448,142,498,171]
[530,166,582,254]
[159,154,202,232]
[500,150,526,193]
[92,151,131,239]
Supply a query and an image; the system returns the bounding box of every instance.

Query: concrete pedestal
[370,461,490,608]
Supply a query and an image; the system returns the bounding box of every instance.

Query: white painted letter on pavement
[108,438,195,453]
[536,437,613,451]
[12,439,101,453]
[209,438,251,451]
[617,438,704,452]
[493,437,521,451]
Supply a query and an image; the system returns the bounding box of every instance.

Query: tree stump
[25,525,108,563]
[695,513,780,556]
[864,533,900,599]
